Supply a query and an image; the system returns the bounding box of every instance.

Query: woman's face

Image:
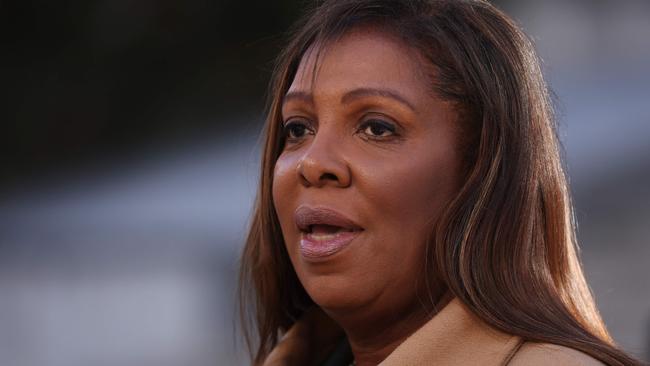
[272,28,463,313]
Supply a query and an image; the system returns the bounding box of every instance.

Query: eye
[282,119,313,141]
[359,119,397,138]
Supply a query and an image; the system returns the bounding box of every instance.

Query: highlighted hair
[239,1,641,365]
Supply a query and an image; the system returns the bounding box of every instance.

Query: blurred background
[0,0,648,365]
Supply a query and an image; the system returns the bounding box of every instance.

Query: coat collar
[262,296,523,366]
[379,297,522,366]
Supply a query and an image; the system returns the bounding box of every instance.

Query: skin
[272,27,464,365]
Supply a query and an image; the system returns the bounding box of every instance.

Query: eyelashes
[282,117,399,143]
[283,119,313,140]
[359,119,396,138]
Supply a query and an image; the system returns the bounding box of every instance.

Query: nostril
[320,172,338,181]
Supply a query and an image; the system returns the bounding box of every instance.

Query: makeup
[294,206,363,259]
[299,227,361,259]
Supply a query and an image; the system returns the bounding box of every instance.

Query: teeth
[310,224,346,234]
[307,232,346,241]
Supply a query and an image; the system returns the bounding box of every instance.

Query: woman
[239,0,642,365]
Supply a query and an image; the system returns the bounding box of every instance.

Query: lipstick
[294,206,363,259]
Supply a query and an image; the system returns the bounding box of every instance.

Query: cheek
[360,143,462,240]
[272,153,303,246]
[272,157,287,206]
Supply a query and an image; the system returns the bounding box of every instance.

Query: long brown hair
[238,1,642,365]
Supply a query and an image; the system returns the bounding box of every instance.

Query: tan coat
[264,297,605,366]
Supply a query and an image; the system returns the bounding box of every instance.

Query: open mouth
[294,206,363,258]
[299,226,362,259]
[306,224,356,233]
[305,224,357,240]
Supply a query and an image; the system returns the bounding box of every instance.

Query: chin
[299,271,370,311]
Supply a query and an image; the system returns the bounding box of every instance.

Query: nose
[297,131,351,188]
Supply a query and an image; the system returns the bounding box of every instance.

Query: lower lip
[299,230,362,259]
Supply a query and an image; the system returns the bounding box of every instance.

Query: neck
[348,303,431,366]
[328,287,452,366]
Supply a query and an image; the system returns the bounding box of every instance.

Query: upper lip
[294,205,363,233]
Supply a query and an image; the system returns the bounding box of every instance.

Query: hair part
[238,1,642,365]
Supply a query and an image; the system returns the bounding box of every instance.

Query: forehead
[287,28,432,100]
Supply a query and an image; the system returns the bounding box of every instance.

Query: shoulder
[509,342,606,366]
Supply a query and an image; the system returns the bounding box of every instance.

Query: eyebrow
[283,90,314,106]
[283,87,416,111]
[341,87,416,111]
